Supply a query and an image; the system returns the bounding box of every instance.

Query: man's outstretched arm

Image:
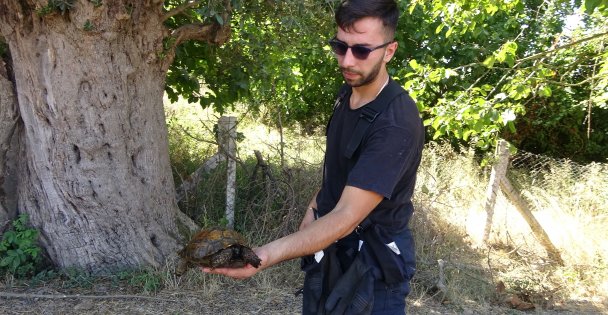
[202,185,383,279]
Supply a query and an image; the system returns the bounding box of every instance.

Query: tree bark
[0,38,20,231]
[0,1,199,273]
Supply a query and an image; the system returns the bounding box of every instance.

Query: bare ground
[1,279,605,314]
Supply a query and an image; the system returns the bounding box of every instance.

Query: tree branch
[163,0,204,21]
[517,30,608,64]
[452,30,608,72]
[160,0,233,70]
[171,22,231,47]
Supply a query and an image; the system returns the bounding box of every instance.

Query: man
[204,1,424,314]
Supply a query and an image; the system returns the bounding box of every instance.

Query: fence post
[218,116,237,229]
[482,139,510,244]
[499,177,564,265]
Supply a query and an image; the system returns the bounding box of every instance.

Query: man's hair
[335,0,399,39]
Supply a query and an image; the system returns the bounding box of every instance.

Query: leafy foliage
[584,0,608,14]
[395,0,608,161]
[0,214,42,278]
[160,0,607,160]
[164,1,341,132]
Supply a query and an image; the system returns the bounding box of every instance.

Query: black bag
[301,243,375,315]
[301,243,352,315]
[324,249,375,315]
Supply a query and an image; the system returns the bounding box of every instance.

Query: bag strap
[325,84,350,137]
[344,79,404,159]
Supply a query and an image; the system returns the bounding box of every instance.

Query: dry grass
[2,100,605,313]
[164,100,608,313]
[411,143,608,312]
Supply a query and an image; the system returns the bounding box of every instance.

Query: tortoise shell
[175,229,261,275]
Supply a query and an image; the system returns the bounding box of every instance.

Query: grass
[3,98,604,313]
[411,143,608,311]
[164,98,608,312]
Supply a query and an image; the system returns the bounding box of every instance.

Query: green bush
[0,214,42,278]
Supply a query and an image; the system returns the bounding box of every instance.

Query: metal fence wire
[508,149,608,216]
[413,142,607,265]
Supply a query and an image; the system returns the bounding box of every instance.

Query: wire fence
[509,149,608,217]
[413,142,607,266]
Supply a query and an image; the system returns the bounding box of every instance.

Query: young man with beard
[204,1,424,313]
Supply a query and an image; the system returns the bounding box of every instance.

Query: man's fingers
[200,265,256,279]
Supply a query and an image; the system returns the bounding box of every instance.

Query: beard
[340,56,383,88]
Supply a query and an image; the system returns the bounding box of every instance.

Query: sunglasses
[328,38,394,60]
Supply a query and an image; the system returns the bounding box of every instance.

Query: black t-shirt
[316,78,424,233]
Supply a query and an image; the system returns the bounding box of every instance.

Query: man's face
[334,17,396,87]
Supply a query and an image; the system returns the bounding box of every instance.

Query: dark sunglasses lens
[330,41,348,55]
[351,47,371,59]
[329,40,374,59]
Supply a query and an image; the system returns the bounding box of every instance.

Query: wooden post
[482,140,510,244]
[500,177,564,265]
[175,153,222,202]
[218,116,237,229]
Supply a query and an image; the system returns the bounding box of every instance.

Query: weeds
[0,214,42,278]
[37,0,76,15]
[61,267,95,289]
[117,269,163,293]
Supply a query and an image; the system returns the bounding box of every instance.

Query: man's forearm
[264,208,354,266]
[264,185,383,267]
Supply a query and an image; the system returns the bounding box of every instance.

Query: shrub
[0,214,42,278]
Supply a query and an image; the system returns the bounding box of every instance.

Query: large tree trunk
[0,1,197,273]
[0,38,20,231]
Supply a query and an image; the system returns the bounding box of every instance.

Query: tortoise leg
[242,248,262,268]
[210,248,235,268]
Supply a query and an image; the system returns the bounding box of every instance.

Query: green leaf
[540,86,552,97]
[584,0,608,14]
[409,59,420,71]
[432,129,443,140]
[0,256,12,267]
[435,23,444,34]
[483,56,496,68]
[431,117,442,129]
[408,2,417,14]
[429,69,443,83]
[486,4,499,15]
[507,121,516,133]
[446,27,453,38]
[11,257,20,271]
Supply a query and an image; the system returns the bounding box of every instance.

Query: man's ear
[384,41,398,63]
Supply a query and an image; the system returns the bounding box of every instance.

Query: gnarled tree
[0,0,233,273]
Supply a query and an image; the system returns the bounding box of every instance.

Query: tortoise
[175,228,261,275]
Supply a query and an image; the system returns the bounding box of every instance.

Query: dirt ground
[1,280,605,315]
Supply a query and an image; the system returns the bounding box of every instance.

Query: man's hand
[202,247,269,279]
